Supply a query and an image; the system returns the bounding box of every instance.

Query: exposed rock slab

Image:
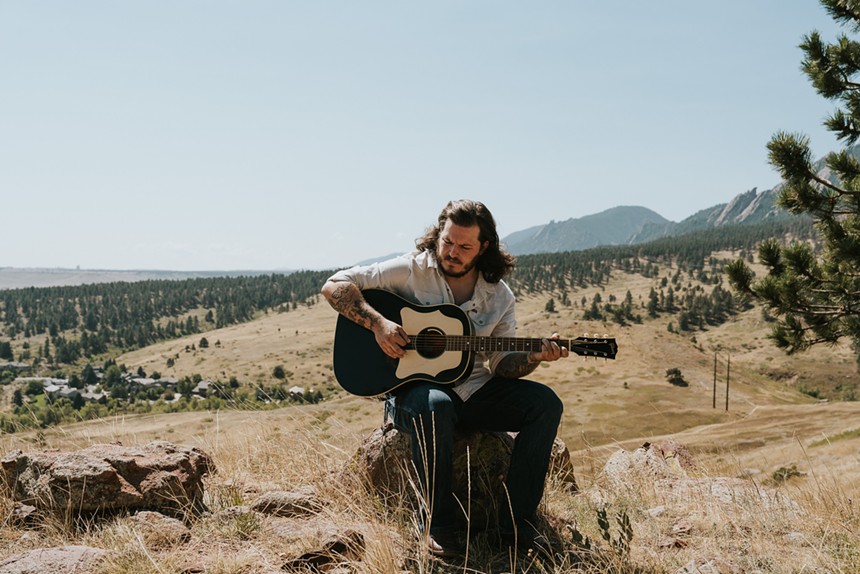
[0,545,108,574]
[0,441,213,515]
[251,485,322,517]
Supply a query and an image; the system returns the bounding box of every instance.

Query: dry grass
[1,401,859,572]
[2,264,860,572]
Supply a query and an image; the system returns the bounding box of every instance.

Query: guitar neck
[436,335,567,353]
[405,333,616,359]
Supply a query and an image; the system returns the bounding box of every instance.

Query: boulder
[351,424,577,530]
[0,545,108,574]
[251,485,323,517]
[0,441,213,516]
[274,519,366,572]
[126,510,191,548]
[595,440,697,493]
[591,440,800,515]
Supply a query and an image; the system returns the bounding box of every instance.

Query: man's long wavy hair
[415,199,516,284]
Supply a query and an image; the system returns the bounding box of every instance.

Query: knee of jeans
[426,389,457,414]
[392,388,457,434]
[418,391,457,430]
[540,386,564,423]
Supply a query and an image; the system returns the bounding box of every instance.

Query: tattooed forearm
[322,280,380,331]
[494,352,541,379]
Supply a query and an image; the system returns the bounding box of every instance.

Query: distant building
[81,385,107,403]
[0,361,31,371]
[159,377,178,389]
[192,380,212,396]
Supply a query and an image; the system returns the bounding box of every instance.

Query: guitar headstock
[569,335,618,360]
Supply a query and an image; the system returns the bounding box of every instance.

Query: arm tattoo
[494,352,541,379]
[326,282,380,331]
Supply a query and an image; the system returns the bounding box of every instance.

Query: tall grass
[1,416,858,573]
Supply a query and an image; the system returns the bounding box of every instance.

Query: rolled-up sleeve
[327,255,414,294]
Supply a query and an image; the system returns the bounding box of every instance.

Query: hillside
[502,146,859,258]
[28,256,857,488]
[503,206,669,255]
[2,259,858,573]
[503,189,798,256]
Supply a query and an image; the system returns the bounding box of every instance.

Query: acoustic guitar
[333,289,617,397]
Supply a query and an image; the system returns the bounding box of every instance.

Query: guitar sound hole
[414,328,446,359]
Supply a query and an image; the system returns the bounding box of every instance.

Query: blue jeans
[387,378,563,535]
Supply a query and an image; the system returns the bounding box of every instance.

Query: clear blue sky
[0,1,846,271]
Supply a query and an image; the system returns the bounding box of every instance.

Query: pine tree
[728,0,860,354]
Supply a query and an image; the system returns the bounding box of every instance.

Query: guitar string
[406,334,615,355]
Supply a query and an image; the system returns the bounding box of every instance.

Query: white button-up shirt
[327,250,518,401]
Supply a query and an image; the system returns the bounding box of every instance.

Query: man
[321,199,567,558]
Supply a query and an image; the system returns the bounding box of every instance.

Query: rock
[9,502,38,527]
[351,423,412,498]
[598,441,696,492]
[350,424,577,530]
[251,485,322,517]
[662,476,801,514]
[0,545,108,574]
[549,437,580,492]
[1,441,214,516]
[591,441,801,516]
[126,510,191,548]
[273,519,366,572]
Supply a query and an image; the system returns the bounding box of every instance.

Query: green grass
[810,427,860,447]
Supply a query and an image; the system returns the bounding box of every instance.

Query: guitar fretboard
[407,334,614,358]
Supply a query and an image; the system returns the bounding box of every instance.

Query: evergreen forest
[0,218,822,432]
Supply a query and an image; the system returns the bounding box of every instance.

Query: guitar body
[333,289,618,397]
[333,289,475,397]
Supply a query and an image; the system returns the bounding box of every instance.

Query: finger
[394,326,409,344]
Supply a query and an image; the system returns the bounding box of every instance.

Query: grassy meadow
[1,261,859,572]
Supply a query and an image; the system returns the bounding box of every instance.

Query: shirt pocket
[412,289,446,306]
[469,307,503,336]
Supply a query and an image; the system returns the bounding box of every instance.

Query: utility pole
[725,354,731,412]
[713,352,717,409]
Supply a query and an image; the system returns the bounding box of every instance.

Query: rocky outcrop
[351,424,577,530]
[0,441,214,515]
[250,485,323,518]
[273,519,367,571]
[0,546,108,574]
[590,440,800,515]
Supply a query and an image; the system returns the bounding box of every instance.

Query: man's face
[437,220,487,278]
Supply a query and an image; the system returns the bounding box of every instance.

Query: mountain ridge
[502,186,794,255]
[502,145,860,256]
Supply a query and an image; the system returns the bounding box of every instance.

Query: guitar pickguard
[397,307,467,379]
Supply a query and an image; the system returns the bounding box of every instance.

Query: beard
[440,255,479,278]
